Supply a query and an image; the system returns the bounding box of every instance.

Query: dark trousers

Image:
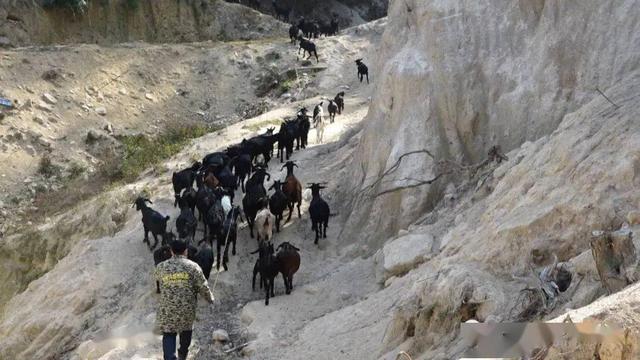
[162,330,193,360]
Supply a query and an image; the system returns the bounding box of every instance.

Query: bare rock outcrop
[0,0,287,46]
[340,0,640,249]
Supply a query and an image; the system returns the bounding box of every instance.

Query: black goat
[180,187,198,214]
[230,153,252,193]
[176,196,198,243]
[268,180,288,232]
[240,131,278,164]
[243,168,271,238]
[217,206,243,271]
[251,241,279,305]
[201,152,230,171]
[153,245,172,293]
[245,166,271,191]
[277,120,298,162]
[272,0,290,21]
[153,241,213,292]
[308,183,330,244]
[334,91,345,114]
[355,59,369,84]
[213,164,237,202]
[297,36,319,63]
[192,245,214,280]
[295,108,311,150]
[276,242,300,294]
[187,244,214,280]
[133,197,170,250]
[328,100,338,123]
[172,162,201,207]
[204,196,225,248]
[297,18,318,39]
[289,24,301,43]
[195,185,216,225]
[318,18,339,37]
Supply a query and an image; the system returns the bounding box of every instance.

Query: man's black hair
[170,240,188,255]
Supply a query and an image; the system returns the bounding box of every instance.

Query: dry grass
[241,118,282,132]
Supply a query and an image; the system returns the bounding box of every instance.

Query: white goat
[313,101,326,143]
[254,207,274,243]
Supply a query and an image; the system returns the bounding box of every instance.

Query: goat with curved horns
[133,197,170,251]
[282,161,302,222]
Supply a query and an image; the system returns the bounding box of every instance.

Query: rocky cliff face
[0,0,286,45]
[340,0,640,249]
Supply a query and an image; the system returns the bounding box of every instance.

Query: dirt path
[187,85,374,360]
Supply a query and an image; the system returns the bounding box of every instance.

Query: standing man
[155,240,215,360]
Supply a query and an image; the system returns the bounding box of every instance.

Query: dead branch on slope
[369,145,508,198]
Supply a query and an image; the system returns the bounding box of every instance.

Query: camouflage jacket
[154,255,214,333]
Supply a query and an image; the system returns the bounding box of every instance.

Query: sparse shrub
[67,162,86,179]
[279,79,294,94]
[108,123,217,183]
[38,156,61,177]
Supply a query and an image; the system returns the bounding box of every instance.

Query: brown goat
[204,172,220,189]
[281,161,302,222]
[276,242,300,294]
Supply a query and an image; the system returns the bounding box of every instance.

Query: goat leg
[232,237,237,256]
[297,202,301,218]
[151,233,159,250]
[216,241,221,271]
[222,237,231,271]
[283,275,290,295]
[286,204,293,222]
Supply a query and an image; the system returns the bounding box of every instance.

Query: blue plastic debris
[0,97,13,108]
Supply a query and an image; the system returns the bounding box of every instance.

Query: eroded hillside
[2,0,640,360]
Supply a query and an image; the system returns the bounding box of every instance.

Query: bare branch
[375,173,446,197]
[358,149,434,195]
[363,146,508,198]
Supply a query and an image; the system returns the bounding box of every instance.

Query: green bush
[279,80,294,94]
[108,124,217,183]
[67,162,86,180]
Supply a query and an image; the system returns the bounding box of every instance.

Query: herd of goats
[136,3,371,305]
